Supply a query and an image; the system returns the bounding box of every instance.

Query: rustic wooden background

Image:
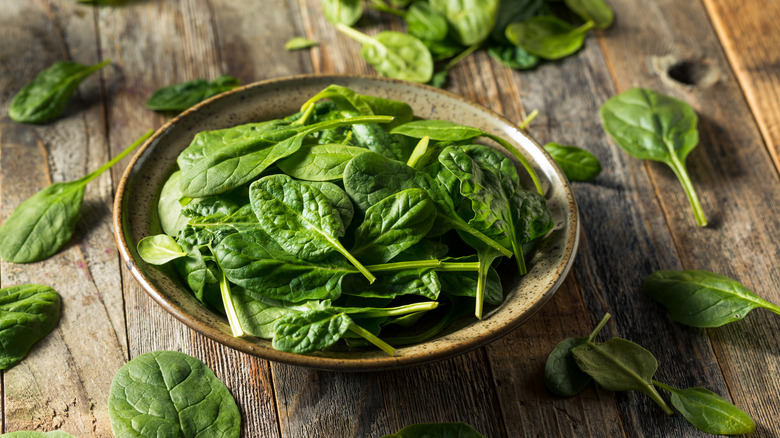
[1,0,779,436]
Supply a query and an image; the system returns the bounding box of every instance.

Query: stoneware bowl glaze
[113,74,579,371]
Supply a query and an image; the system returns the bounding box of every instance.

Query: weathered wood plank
[599,0,780,435]
[703,0,780,171]
[96,1,283,437]
[0,1,127,436]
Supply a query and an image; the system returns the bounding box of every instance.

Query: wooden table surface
[2,1,779,437]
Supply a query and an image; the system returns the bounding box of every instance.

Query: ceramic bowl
[113,74,578,371]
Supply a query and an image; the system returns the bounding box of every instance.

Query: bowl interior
[114,75,578,371]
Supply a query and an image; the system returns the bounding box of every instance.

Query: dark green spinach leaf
[0,130,152,263]
[571,337,674,414]
[108,350,240,438]
[146,75,240,112]
[9,59,110,124]
[506,16,594,60]
[600,88,707,226]
[277,143,368,181]
[543,142,601,181]
[0,285,61,370]
[644,269,780,327]
[487,43,540,70]
[544,313,611,396]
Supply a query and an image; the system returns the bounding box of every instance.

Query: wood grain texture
[96,1,281,437]
[703,0,780,171]
[1,1,126,436]
[599,0,780,435]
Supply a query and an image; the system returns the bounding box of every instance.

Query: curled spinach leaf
[108,350,241,438]
[146,74,240,112]
[644,269,780,327]
[9,59,110,124]
[564,0,614,30]
[600,88,707,226]
[429,0,499,46]
[0,285,61,370]
[506,16,595,60]
[0,130,152,263]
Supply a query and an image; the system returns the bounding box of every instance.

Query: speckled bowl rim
[113,74,579,371]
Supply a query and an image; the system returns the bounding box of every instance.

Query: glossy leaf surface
[9,60,109,124]
[429,0,499,46]
[506,16,594,60]
[0,285,61,370]
[108,351,240,438]
[644,269,780,327]
[544,142,602,181]
[654,382,756,435]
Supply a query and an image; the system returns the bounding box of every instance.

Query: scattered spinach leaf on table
[9,59,110,124]
[0,130,153,263]
[506,16,595,60]
[285,36,319,51]
[543,142,602,181]
[146,74,240,112]
[653,381,756,435]
[428,0,499,46]
[405,1,449,42]
[0,285,61,370]
[564,0,614,29]
[322,0,364,26]
[336,24,434,83]
[600,87,707,227]
[108,350,241,438]
[644,269,780,327]
[544,313,611,396]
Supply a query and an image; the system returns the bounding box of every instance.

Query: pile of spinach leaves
[138,84,553,355]
[318,0,613,86]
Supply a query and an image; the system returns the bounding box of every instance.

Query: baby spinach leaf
[487,43,540,70]
[0,432,77,438]
[644,270,780,327]
[429,0,499,46]
[653,381,756,435]
[571,337,674,415]
[146,74,240,112]
[350,120,410,161]
[405,1,449,42]
[300,84,375,116]
[381,422,487,438]
[303,181,355,228]
[272,309,354,353]
[543,142,602,181]
[322,0,363,26]
[336,24,434,83]
[600,88,707,226]
[179,114,392,197]
[276,143,368,181]
[0,130,152,263]
[506,16,594,60]
[343,151,512,258]
[108,350,240,438]
[157,170,190,236]
[285,36,319,51]
[215,229,355,302]
[544,313,610,397]
[137,234,187,265]
[438,255,503,306]
[228,288,319,338]
[564,0,614,29]
[9,59,110,124]
[491,0,545,43]
[0,285,61,370]
[391,119,544,194]
[352,188,437,264]
[250,174,375,282]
